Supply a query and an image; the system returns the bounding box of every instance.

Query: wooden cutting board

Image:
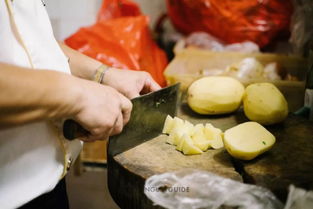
[114,135,241,181]
[108,102,313,208]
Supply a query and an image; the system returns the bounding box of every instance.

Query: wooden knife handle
[63,119,89,140]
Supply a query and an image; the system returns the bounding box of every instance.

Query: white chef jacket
[0,0,83,208]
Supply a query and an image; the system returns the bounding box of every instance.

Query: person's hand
[102,68,161,99]
[72,79,132,142]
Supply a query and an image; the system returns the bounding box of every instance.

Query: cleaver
[63,83,180,156]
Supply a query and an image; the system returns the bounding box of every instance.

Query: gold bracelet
[93,64,109,83]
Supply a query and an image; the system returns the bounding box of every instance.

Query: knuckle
[91,128,102,136]
[116,125,123,133]
[127,100,133,110]
[111,125,123,136]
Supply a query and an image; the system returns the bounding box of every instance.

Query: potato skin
[243,83,288,125]
[187,76,245,115]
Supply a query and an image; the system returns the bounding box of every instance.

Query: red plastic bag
[166,0,293,47]
[65,0,168,86]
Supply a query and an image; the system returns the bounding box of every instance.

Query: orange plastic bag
[65,0,168,86]
[166,0,293,47]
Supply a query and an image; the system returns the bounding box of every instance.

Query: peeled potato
[167,128,186,146]
[162,115,174,134]
[162,116,225,154]
[204,124,224,149]
[193,138,211,151]
[193,124,204,133]
[224,122,276,160]
[167,119,194,145]
[184,120,195,135]
[181,134,203,155]
[210,137,224,150]
[166,130,179,145]
[166,117,185,144]
[172,117,185,130]
[166,133,175,145]
[192,124,212,151]
[192,126,205,140]
[192,126,211,151]
[176,134,186,151]
[243,83,288,125]
[187,76,245,115]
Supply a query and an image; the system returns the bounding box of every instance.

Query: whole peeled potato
[187,76,245,115]
[243,83,288,125]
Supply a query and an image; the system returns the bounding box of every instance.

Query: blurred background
[45,0,166,40]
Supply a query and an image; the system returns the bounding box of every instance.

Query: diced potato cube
[167,129,182,145]
[176,134,187,151]
[182,134,203,155]
[163,116,224,154]
[166,132,175,145]
[192,126,205,140]
[210,137,224,149]
[162,115,174,134]
[166,117,195,146]
[172,117,185,130]
[204,124,224,149]
[193,138,211,151]
[184,120,195,135]
[204,123,221,139]
[194,124,204,133]
[192,125,211,151]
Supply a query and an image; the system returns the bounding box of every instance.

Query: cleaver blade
[108,83,180,157]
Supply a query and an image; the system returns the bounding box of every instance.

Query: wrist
[93,64,110,83]
[53,73,84,119]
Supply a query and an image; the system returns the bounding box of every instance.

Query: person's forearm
[0,62,81,128]
[58,42,102,80]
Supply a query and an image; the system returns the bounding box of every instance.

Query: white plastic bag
[284,185,313,209]
[144,169,283,209]
[185,32,259,53]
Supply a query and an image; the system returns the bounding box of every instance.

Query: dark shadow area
[180,103,237,119]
